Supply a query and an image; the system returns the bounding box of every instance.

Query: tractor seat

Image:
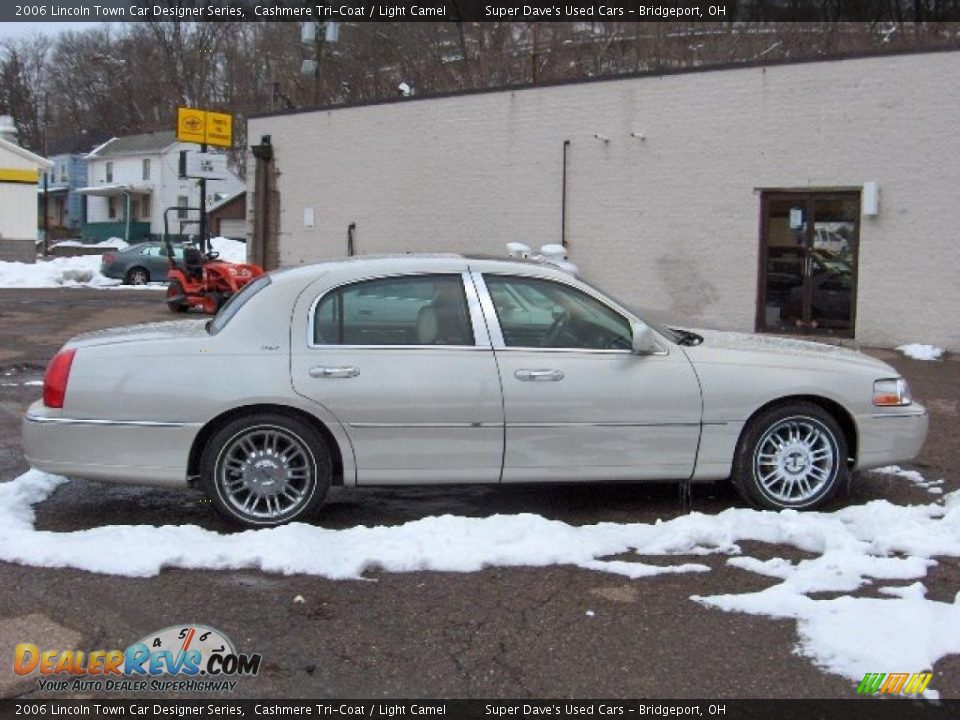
[182,247,204,280]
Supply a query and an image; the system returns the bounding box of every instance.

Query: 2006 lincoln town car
[23,255,928,528]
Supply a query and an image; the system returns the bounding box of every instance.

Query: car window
[207,274,272,335]
[140,245,162,256]
[484,275,632,350]
[313,274,474,346]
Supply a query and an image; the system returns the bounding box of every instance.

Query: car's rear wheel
[125,266,150,285]
[731,401,848,510]
[166,280,189,312]
[200,413,331,528]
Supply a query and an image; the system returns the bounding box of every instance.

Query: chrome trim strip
[508,421,700,428]
[348,422,503,429]
[867,411,929,419]
[305,269,488,351]
[469,271,506,347]
[25,415,194,428]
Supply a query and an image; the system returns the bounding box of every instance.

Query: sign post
[176,107,234,253]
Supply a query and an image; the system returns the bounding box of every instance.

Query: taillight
[43,349,76,408]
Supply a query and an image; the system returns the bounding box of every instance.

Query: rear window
[208,275,272,335]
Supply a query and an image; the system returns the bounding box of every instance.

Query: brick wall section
[249,50,960,351]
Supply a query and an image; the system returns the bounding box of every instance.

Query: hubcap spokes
[754,417,836,504]
[219,427,312,520]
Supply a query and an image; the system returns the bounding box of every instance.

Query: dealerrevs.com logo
[856,672,933,695]
[14,624,262,693]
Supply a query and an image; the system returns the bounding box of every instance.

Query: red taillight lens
[102,253,116,265]
[43,349,76,408]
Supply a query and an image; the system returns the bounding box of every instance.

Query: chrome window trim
[305,271,491,350]
[469,269,669,356]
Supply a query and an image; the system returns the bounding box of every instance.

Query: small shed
[207,190,246,239]
[0,117,53,263]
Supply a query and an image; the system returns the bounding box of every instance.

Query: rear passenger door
[291,272,505,485]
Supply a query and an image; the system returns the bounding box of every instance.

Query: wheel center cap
[784,451,807,474]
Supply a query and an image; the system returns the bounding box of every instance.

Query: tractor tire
[166,280,189,313]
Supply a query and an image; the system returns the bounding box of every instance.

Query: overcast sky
[0,22,104,42]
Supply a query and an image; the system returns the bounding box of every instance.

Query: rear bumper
[854,405,929,471]
[22,401,197,488]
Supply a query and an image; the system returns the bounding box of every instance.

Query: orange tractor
[162,207,264,314]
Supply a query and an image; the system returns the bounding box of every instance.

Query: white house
[0,116,53,263]
[81,130,244,244]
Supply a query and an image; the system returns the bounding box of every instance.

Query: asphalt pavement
[0,287,957,699]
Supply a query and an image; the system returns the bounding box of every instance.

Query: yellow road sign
[176,107,233,148]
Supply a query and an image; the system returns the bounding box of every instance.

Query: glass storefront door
[758,192,859,337]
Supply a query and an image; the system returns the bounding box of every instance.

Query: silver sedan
[23,255,928,527]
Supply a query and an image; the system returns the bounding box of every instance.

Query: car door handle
[515,369,564,381]
[309,366,360,379]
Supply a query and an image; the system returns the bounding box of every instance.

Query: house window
[142,159,151,181]
[141,195,151,219]
[108,196,117,219]
[59,163,67,183]
[177,195,189,220]
[105,161,113,183]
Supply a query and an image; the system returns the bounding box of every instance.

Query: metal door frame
[756,190,861,338]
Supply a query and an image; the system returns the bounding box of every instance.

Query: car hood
[65,320,210,349]
[678,328,898,375]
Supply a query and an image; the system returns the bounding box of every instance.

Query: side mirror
[631,322,659,355]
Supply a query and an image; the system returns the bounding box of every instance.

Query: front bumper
[22,400,198,488]
[854,404,929,471]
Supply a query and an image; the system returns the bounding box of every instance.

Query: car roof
[267,253,574,287]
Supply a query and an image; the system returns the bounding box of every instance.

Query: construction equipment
[161,206,264,314]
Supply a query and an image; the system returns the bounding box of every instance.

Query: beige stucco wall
[249,50,960,351]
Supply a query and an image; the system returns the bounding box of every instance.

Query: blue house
[39,152,89,237]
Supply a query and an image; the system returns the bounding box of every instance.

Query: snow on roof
[0,137,53,168]
[207,190,245,214]
[86,131,177,158]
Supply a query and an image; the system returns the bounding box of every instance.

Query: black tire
[731,401,848,511]
[166,280,189,312]
[200,413,331,528]
[125,266,150,285]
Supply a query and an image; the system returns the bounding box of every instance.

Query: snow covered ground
[897,344,945,361]
[0,237,247,289]
[0,468,957,692]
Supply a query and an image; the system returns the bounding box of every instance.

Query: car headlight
[873,378,912,407]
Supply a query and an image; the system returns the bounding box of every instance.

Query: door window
[484,275,631,350]
[313,275,474,346]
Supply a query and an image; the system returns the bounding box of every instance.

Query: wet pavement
[0,287,957,699]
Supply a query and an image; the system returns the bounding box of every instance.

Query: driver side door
[475,272,702,482]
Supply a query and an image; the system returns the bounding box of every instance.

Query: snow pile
[897,344,945,361]
[0,255,121,288]
[50,237,129,250]
[872,465,945,496]
[1,469,958,690]
[209,236,247,264]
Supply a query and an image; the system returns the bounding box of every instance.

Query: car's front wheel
[731,402,848,510]
[200,413,331,527]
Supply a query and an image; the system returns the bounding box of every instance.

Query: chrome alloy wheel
[752,415,838,505]
[215,425,316,521]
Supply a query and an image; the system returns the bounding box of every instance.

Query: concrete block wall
[249,50,960,351]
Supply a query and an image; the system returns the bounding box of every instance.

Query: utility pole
[199,142,207,253]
